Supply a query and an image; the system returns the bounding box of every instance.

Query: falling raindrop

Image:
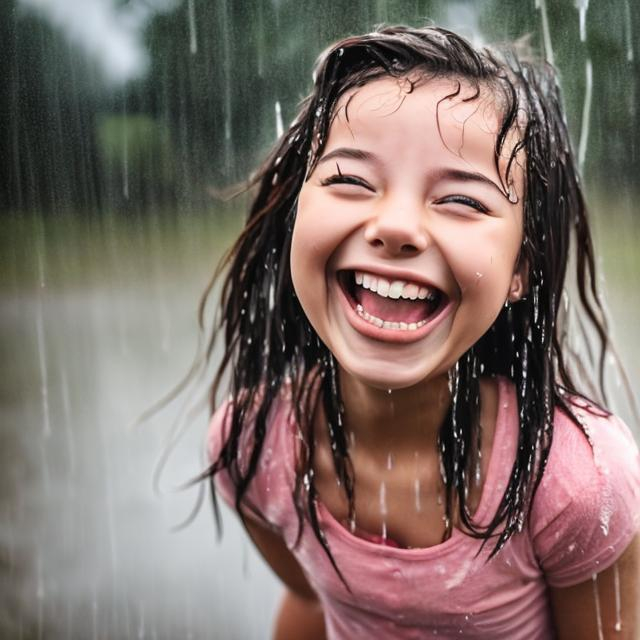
[35,293,51,438]
[187,0,198,54]
[137,601,146,639]
[624,0,634,61]
[577,58,593,173]
[574,0,589,42]
[614,563,622,632]
[535,0,555,65]
[592,573,604,640]
[268,280,276,312]
[274,100,284,139]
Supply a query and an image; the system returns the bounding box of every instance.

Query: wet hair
[202,25,615,583]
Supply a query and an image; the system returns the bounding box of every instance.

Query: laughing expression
[290,76,526,390]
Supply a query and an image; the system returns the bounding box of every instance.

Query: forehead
[327,75,522,189]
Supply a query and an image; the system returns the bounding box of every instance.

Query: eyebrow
[318,147,504,195]
[317,147,378,165]
[432,168,504,194]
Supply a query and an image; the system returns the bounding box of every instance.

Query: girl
[204,26,640,639]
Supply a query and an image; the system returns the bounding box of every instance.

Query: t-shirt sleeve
[206,400,237,509]
[206,395,297,531]
[530,407,640,588]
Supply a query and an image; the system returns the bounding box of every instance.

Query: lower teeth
[356,304,426,331]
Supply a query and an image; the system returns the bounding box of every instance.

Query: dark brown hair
[201,25,614,584]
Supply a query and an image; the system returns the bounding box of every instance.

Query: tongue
[356,289,431,323]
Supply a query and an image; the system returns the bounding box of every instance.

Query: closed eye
[436,195,488,214]
[319,174,376,192]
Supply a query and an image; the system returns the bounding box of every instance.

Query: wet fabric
[207,378,640,639]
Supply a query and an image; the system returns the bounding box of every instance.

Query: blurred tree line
[1,0,638,216]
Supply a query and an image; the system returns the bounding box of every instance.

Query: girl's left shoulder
[528,400,640,587]
[546,400,639,494]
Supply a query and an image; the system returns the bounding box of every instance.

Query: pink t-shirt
[208,379,640,639]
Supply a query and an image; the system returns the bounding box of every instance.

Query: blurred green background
[1,1,638,638]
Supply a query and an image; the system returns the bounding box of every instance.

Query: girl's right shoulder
[206,385,296,464]
[206,386,299,523]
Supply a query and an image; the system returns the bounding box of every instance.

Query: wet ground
[0,212,280,639]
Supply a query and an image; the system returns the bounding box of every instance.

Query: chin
[338,355,443,391]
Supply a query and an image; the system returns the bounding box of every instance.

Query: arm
[243,515,326,640]
[549,534,640,639]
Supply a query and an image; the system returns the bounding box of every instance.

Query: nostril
[370,238,384,248]
[400,243,419,254]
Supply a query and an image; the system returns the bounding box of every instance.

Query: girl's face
[291,76,526,390]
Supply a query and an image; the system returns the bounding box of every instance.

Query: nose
[364,200,429,256]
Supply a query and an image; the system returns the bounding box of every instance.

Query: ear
[507,257,529,303]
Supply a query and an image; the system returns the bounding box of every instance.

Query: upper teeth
[354,271,437,301]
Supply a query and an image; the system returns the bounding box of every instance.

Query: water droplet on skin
[414,477,422,512]
[379,481,387,516]
[474,459,482,486]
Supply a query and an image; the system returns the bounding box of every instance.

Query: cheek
[289,206,333,330]
[443,225,522,298]
[289,221,312,300]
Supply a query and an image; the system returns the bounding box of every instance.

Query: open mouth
[337,269,448,332]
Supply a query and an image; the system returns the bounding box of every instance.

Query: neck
[338,370,452,453]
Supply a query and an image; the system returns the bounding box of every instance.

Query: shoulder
[206,386,299,524]
[530,399,640,587]
[207,386,294,461]
[538,401,640,509]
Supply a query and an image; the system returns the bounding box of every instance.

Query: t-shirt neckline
[311,377,515,558]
